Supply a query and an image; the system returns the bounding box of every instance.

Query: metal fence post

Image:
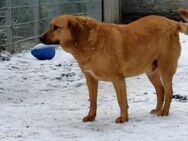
[34,0,40,43]
[5,0,14,53]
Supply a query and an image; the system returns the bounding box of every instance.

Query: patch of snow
[32,43,57,49]
[0,51,12,61]
[0,33,188,141]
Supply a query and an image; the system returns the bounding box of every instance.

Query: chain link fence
[0,0,102,53]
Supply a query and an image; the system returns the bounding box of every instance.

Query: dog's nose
[39,35,45,42]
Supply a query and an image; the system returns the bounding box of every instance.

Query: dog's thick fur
[39,8,188,123]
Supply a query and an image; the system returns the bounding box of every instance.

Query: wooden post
[5,0,14,53]
[102,0,121,23]
[33,0,40,42]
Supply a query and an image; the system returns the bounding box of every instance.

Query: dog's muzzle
[39,34,60,45]
[39,35,46,43]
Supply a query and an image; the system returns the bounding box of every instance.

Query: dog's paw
[150,109,160,114]
[83,115,96,122]
[115,116,128,123]
[157,110,169,116]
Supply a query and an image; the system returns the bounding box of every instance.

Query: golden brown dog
[39,8,188,123]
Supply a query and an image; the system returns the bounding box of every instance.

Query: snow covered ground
[0,33,188,141]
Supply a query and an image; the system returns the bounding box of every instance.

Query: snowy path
[0,34,188,141]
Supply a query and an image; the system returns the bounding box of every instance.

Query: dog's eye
[53,25,60,30]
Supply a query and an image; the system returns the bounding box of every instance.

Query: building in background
[122,0,188,23]
[103,0,188,23]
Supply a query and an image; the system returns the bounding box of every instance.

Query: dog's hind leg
[157,45,180,116]
[147,71,164,114]
[157,72,173,116]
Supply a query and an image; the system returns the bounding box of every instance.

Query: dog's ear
[68,18,96,46]
[51,16,65,28]
[67,19,83,44]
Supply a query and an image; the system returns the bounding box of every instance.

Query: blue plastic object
[31,43,56,60]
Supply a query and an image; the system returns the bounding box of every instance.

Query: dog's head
[39,15,98,52]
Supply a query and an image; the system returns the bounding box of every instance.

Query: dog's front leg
[83,73,98,122]
[113,77,129,123]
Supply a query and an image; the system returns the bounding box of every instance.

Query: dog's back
[39,8,188,123]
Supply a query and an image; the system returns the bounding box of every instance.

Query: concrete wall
[122,0,188,23]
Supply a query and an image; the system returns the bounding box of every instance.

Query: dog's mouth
[41,40,60,45]
[39,35,60,45]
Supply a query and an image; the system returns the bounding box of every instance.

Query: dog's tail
[176,8,188,34]
[179,8,188,22]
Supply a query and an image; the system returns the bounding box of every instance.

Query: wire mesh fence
[0,0,102,53]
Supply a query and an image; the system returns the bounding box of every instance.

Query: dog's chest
[84,70,101,80]
[84,70,110,81]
